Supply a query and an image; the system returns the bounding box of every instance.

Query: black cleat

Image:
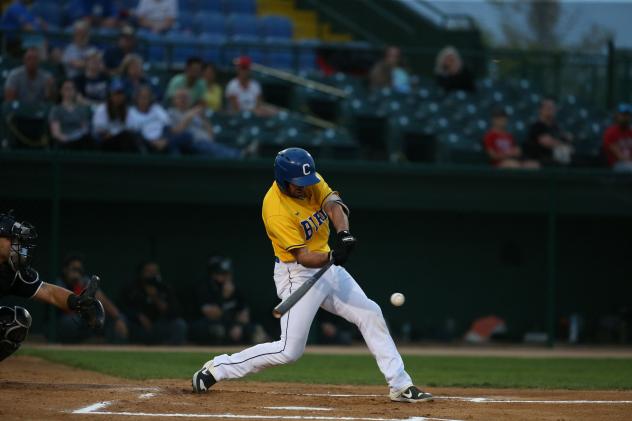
[390,385,433,403]
[192,366,216,393]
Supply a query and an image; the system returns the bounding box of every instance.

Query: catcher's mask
[0,211,38,270]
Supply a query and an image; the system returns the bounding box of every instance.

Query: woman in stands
[49,80,92,150]
[203,62,223,112]
[91,79,140,152]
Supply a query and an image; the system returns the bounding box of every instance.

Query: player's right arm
[290,247,329,268]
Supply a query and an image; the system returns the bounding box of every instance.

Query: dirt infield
[1,356,632,421]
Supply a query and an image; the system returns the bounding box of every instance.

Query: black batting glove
[330,230,356,266]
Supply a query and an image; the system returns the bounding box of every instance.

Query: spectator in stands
[4,47,55,104]
[190,256,255,345]
[168,88,251,159]
[127,84,174,152]
[122,261,187,345]
[135,0,177,34]
[434,46,475,93]
[62,20,96,79]
[55,254,129,343]
[120,53,155,100]
[103,25,137,74]
[66,0,119,28]
[483,107,539,169]
[165,56,206,106]
[602,103,632,172]
[49,80,92,150]
[369,46,410,94]
[203,62,223,112]
[526,98,574,166]
[73,48,109,106]
[1,0,45,31]
[226,56,276,116]
[92,78,139,151]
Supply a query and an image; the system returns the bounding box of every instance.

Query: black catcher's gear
[0,211,38,271]
[67,275,105,330]
[0,306,32,361]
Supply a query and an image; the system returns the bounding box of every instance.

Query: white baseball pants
[207,261,413,393]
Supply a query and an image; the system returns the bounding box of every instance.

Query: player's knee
[279,340,305,364]
[0,306,32,362]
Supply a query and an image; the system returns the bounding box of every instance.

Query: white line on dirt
[290,392,632,405]
[72,401,113,414]
[139,392,157,399]
[263,406,333,411]
[70,401,462,421]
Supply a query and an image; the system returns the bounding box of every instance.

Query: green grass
[19,347,632,390]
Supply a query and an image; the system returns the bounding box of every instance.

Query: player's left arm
[32,282,73,311]
[323,195,356,266]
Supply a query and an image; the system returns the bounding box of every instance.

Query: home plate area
[67,381,632,421]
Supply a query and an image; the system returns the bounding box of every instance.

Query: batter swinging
[192,148,432,403]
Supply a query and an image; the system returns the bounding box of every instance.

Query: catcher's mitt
[67,275,105,330]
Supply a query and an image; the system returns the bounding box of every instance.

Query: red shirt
[484,129,516,166]
[603,124,632,166]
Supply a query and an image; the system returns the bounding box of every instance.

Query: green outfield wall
[2,152,631,344]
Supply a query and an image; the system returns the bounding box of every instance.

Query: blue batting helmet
[274,148,320,192]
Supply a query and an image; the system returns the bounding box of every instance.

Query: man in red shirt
[483,108,539,169]
[603,103,632,172]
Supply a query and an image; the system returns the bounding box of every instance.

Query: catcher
[0,211,105,361]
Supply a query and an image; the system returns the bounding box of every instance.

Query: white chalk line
[71,401,461,421]
[284,392,632,404]
[139,392,158,399]
[263,406,333,411]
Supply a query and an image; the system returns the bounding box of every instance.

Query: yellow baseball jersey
[262,173,335,262]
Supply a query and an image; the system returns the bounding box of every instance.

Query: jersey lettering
[301,220,313,240]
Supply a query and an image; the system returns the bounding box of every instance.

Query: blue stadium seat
[298,50,316,70]
[199,33,227,65]
[228,14,260,37]
[193,12,226,35]
[260,16,292,39]
[31,1,63,28]
[198,0,223,13]
[225,0,256,15]
[178,0,197,12]
[165,31,200,65]
[177,11,194,31]
[137,30,167,64]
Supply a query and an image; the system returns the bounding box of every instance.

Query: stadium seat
[177,11,194,32]
[198,0,223,13]
[260,16,293,39]
[225,0,256,15]
[31,1,63,28]
[166,31,200,65]
[198,33,227,65]
[3,101,51,149]
[227,14,260,38]
[193,12,227,36]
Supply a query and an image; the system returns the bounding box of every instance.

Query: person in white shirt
[225,56,276,117]
[136,0,177,33]
[92,79,139,152]
[62,20,96,79]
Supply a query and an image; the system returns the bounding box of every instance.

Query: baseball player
[0,211,104,361]
[193,148,432,403]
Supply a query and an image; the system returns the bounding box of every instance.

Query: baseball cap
[109,78,125,93]
[208,256,233,274]
[234,55,252,70]
[617,103,632,114]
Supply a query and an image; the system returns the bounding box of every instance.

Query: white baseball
[390,292,405,307]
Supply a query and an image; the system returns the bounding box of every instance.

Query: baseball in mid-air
[390,292,405,307]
